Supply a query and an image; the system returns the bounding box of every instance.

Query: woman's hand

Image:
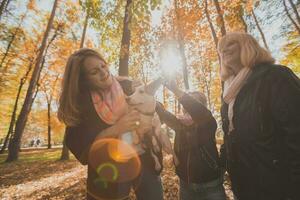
[132,79,143,91]
[164,79,185,98]
[115,110,141,134]
[164,79,178,91]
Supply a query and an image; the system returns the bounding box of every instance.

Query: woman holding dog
[58,48,163,200]
[156,81,226,200]
[218,32,300,200]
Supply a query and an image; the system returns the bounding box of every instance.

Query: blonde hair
[218,32,275,79]
[57,48,107,126]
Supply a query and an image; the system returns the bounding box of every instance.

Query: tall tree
[0,59,34,154]
[174,0,189,90]
[0,0,10,20]
[118,0,132,76]
[0,14,26,69]
[6,0,59,162]
[40,74,59,149]
[80,0,90,48]
[213,0,226,36]
[60,132,69,160]
[284,0,300,35]
[204,0,219,50]
[239,4,248,33]
[287,0,300,26]
[251,8,269,50]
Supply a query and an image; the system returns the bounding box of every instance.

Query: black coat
[221,63,300,200]
[65,80,163,200]
[156,93,221,184]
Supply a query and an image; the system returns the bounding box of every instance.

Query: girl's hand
[164,79,184,98]
[164,79,178,92]
[132,79,143,91]
[115,110,141,134]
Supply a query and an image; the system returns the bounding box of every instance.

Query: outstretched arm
[164,80,214,126]
[155,102,184,131]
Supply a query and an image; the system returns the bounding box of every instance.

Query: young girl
[156,80,226,200]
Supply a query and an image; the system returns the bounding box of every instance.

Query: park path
[0,159,87,200]
[0,154,233,200]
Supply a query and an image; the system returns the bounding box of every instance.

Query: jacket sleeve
[155,102,184,131]
[65,122,102,165]
[270,66,300,199]
[178,93,215,127]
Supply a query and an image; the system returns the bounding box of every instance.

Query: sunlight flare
[160,42,182,78]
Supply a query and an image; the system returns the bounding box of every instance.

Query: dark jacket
[156,93,221,184]
[65,80,163,200]
[220,63,300,200]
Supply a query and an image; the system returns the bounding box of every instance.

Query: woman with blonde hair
[218,32,300,200]
[58,48,163,200]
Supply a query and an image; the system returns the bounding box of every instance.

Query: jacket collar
[243,63,274,87]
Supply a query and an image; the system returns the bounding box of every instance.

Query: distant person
[30,139,34,147]
[36,139,40,146]
[218,32,300,200]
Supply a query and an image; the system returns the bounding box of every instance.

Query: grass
[0,148,75,164]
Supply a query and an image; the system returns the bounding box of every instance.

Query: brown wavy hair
[57,48,107,126]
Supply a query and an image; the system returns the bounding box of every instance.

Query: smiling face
[218,38,243,80]
[82,56,113,90]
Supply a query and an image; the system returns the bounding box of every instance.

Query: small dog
[126,78,178,171]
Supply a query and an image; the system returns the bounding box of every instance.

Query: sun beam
[160,42,182,78]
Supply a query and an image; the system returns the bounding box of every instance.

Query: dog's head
[126,78,162,114]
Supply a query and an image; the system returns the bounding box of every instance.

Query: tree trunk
[178,39,189,90]
[47,102,51,149]
[0,0,9,20]
[118,0,132,76]
[213,0,226,36]
[6,0,58,162]
[239,5,248,33]
[0,59,34,154]
[0,14,25,69]
[203,0,224,102]
[0,79,24,154]
[80,5,90,48]
[60,129,69,160]
[174,0,189,90]
[251,9,269,50]
[287,0,300,26]
[204,0,219,50]
[284,0,300,35]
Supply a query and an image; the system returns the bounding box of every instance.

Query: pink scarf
[223,67,252,132]
[91,76,128,125]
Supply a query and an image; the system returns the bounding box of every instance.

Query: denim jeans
[180,177,226,200]
[87,165,163,200]
[134,166,163,200]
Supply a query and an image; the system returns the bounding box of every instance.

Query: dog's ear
[145,77,163,95]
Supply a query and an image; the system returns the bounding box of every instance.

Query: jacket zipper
[187,150,191,184]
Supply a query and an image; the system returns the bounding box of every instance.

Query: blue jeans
[180,177,226,200]
[87,166,163,200]
[134,166,163,200]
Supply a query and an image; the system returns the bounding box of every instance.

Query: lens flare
[88,138,142,200]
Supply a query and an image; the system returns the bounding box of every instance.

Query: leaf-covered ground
[0,149,233,200]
